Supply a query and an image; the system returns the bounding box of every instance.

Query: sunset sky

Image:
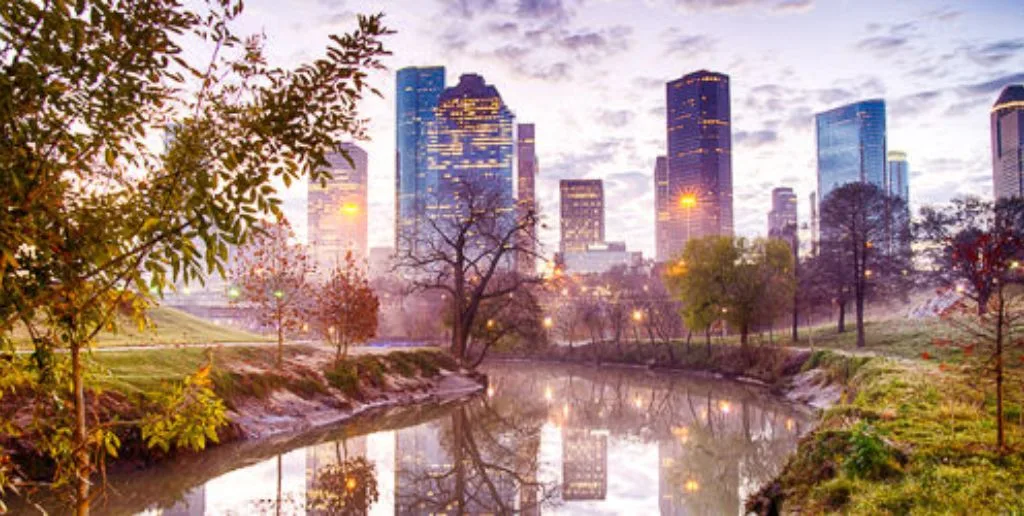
[233,0,1024,258]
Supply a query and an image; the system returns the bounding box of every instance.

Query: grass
[12,306,270,349]
[752,351,1024,514]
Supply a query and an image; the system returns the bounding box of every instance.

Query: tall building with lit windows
[517,123,538,275]
[664,70,733,260]
[426,73,516,239]
[395,66,446,255]
[308,142,368,273]
[560,179,604,254]
[767,187,798,241]
[653,156,670,261]
[992,85,1024,200]
[815,99,887,207]
[886,150,911,254]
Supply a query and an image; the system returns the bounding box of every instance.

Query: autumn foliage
[313,251,380,363]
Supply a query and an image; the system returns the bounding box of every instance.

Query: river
[13,362,813,515]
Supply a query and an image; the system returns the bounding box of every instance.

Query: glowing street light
[273,290,284,299]
[486,319,496,329]
[227,286,241,299]
[543,316,554,329]
[632,309,644,322]
[544,386,553,402]
[684,479,700,493]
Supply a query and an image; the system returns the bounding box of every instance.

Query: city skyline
[233,0,1024,259]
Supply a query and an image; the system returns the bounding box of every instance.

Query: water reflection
[11,362,810,515]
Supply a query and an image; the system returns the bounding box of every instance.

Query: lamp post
[679,193,697,248]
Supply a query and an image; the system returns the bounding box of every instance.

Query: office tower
[992,85,1024,200]
[308,142,368,272]
[886,151,910,203]
[426,73,516,238]
[768,187,798,241]
[887,151,912,254]
[653,156,670,261]
[560,179,604,253]
[809,191,818,255]
[395,66,446,254]
[815,99,887,208]
[561,428,608,501]
[517,123,538,275]
[664,70,733,259]
[368,246,395,279]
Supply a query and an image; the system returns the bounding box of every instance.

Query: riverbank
[2,345,484,496]
[491,339,1024,514]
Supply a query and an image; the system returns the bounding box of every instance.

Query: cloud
[438,0,499,18]
[962,39,1024,66]
[855,36,909,55]
[890,90,942,117]
[597,109,635,127]
[958,72,1024,97]
[664,34,716,56]
[671,0,815,13]
[734,129,779,148]
[516,0,574,20]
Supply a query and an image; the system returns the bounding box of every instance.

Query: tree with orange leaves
[313,251,380,363]
[230,220,315,367]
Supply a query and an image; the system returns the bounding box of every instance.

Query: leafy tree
[307,454,380,514]
[919,196,1024,451]
[667,236,794,347]
[0,0,391,511]
[230,220,315,367]
[313,251,380,363]
[466,285,544,367]
[819,183,912,347]
[395,177,542,365]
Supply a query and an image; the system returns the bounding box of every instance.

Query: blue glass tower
[815,99,887,207]
[663,70,733,261]
[426,74,516,232]
[886,151,909,204]
[992,85,1024,200]
[395,66,445,254]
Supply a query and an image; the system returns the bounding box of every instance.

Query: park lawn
[12,305,270,349]
[768,351,1024,514]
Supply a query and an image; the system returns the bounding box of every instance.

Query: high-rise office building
[395,66,446,255]
[426,73,516,239]
[560,179,604,254]
[516,123,538,275]
[653,156,670,261]
[768,187,798,240]
[886,151,910,203]
[308,142,368,273]
[663,70,733,260]
[815,99,887,212]
[992,85,1024,200]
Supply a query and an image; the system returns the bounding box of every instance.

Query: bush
[844,422,901,480]
[324,363,362,399]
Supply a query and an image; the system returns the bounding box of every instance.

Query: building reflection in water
[70,362,808,515]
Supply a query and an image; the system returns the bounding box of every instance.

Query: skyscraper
[395,66,446,254]
[886,150,912,254]
[560,179,604,254]
[663,70,733,260]
[426,73,516,236]
[768,187,798,239]
[992,85,1024,200]
[308,142,368,272]
[815,99,887,211]
[517,123,538,275]
[653,156,669,261]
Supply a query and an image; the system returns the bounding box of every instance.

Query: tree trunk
[705,329,711,357]
[685,329,692,355]
[837,299,846,333]
[740,324,749,348]
[996,289,1006,451]
[276,304,284,368]
[276,454,282,516]
[72,343,90,516]
[855,284,866,348]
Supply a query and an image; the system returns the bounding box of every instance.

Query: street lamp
[679,193,697,244]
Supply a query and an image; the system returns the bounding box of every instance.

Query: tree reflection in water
[10,363,808,515]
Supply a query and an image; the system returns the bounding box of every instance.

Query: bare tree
[395,178,543,365]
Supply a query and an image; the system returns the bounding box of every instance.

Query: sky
[230,0,1024,259]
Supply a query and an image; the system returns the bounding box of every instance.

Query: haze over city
[230,0,1024,257]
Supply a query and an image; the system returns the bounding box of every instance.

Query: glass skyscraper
[653,156,669,262]
[815,99,887,209]
[308,142,368,273]
[663,70,733,261]
[559,179,604,254]
[516,123,538,275]
[887,151,910,204]
[426,73,516,238]
[395,66,446,254]
[992,85,1024,200]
